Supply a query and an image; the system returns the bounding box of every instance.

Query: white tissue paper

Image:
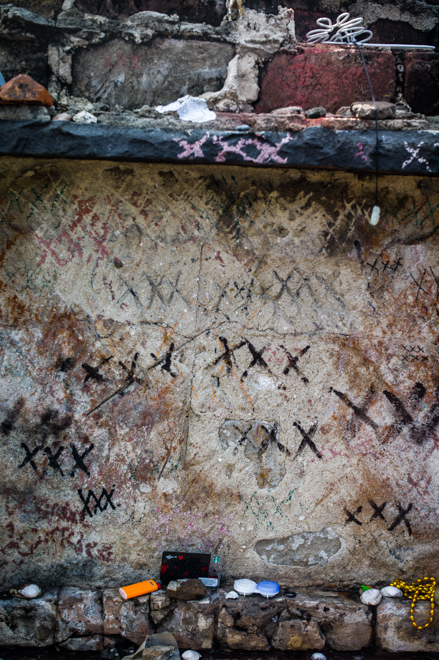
[156,95,216,123]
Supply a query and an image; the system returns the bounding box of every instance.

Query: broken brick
[256,45,396,114]
[0,74,53,106]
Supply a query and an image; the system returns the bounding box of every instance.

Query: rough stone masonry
[0,0,438,650]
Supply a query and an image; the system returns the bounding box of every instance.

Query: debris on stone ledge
[360,586,383,606]
[10,583,42,599]
[381,585,403,597]
[0,106,50,121]
[0,74,53,106]
[53,112,72,121]
[234,578,257,595]
[165,578,206,601]
[181,651,201,660]
[120,579,161,600]
[256,580,280,598]
[141,646,176,660]
[156,96,215,123]
[73,110,98,124]
[305,106,327,118]
[351,101,396,120]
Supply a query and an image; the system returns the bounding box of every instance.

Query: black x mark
[241,340,270,381]
[388,503,413,536]
[366,258,379,274]
[260,424,291,457]
[344,505,363,525]
[369,499,387,521]
[43,445,65,476]
[233,424,252,454]
[430,266,439,300]
[382,382,428,444]
[213,337,246,373]
[280,345,310,384]
[70,443,94,477]
[330,388,379,430]
[18,443,43,471]
[151,344,177,378]
[119,352,142,385]
[86,353,143,416]
[410,269,428,302]
[82,356,112,383]
[293,421,322,459]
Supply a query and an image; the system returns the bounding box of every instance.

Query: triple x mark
[18,442,94,476]
[344,500,413,535]
[78,486,116,518]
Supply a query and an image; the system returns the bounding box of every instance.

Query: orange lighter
[119,580,161,600]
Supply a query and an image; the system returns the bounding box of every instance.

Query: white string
[306,12,435,50]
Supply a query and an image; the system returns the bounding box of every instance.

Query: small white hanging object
[182,651,201,660]
[370,205,380,226]
[360,588,382,606]
[381,586,403,597]
[225,590,239,599]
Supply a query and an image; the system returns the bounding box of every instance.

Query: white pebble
[72,110,97,124]
[311,653,326,660]
[21,584,41,598]
[225,590,239,599]
[360,588,382,606]
[182,652,201,660]
[381,586,403,597]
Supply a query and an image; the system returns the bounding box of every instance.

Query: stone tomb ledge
[1,587,438,652]
[0,121,438,175]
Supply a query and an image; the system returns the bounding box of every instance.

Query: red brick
[0,74,53,106]
[404,52,439,116]
[256,45,396,114]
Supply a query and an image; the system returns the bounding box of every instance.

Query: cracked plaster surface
[0,158,438,588]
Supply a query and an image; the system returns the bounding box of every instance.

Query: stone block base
[377,599,439,652]
[1,587,436,653]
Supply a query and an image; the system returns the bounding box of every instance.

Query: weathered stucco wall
[0,157,438,589]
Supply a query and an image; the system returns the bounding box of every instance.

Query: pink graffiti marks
[33,194,134,272]
[212,134,295,165]
[174,133,211,159]
[402,141,431,173]
[174,134,296,165]
[355,142,372,164]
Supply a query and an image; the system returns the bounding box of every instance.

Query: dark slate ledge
[0,121,438,176]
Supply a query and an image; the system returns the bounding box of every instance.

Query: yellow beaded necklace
[391,577,436,630]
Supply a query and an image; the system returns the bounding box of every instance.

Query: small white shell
[182,652,201,660]
[225,590,239,599]
[360,588,382,606]
[311,653,327,660]
[381,586,403,598]
[11,583,42,599]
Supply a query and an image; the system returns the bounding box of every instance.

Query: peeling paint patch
[254,527,342,566]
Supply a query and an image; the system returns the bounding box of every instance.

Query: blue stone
[0,72,5,87]
[236,124,250,131]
